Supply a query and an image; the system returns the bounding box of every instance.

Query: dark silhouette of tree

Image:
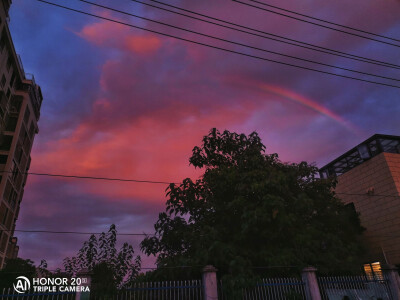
[0,258,36,289]
[141,128,365,282]
[63,224,141,290]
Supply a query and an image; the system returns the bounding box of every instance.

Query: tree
[0,258,36,289]
[141,128,365,281]
[63,224,141,292]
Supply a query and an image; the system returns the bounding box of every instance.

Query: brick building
[320,134,400,266]
[0,0,43,268]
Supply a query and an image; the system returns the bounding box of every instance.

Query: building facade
[0,0,43,268]
[320,134,400,266]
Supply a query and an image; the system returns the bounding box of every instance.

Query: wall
[335,152,400,264]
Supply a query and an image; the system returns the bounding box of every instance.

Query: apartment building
[319,134,400,266]
[0,0,43,268]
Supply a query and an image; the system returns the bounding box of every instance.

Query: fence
[0,287,75,299]
[219,277,306,300]
[91,280,203,300]
[318,275,393,300]
[1,265,399,300]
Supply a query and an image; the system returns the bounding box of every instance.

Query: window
[11,161,18,182]
[0,33,6,52]
[0,92,7,107]
[10,96,22,113]
[10,73,16,88]
[364,262,383,280]
[29,122,35,138]
[23,107,30,124]
[6,57,12,72]
[0,74,6,88]
[23,135,31,153]
[9,189,17,209]
[1,207,8,225]
[357,144,371,160]
[0,154,7,164]
[15,145,22,163]
[5,116,17,131]
[19,153,27,171]
[0,134,12,150]
[0,231,7,253]
[3,180,12,201]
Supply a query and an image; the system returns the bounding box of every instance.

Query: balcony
[319,134,400,178]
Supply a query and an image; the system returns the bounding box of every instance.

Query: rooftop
[319,134,400,178]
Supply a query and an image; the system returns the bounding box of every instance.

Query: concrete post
[75,269,91,300]
[202,265,218,300]
[301,266,321,300]
[382,264,400,300]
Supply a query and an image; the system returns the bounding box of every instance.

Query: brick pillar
[382,264,400,300]
[75,269,92,300]
[202,265,218,300]
[301,266,321,300]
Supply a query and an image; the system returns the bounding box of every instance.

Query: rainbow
[242,80,362,135]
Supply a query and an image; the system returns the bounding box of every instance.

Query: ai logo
[13,276,30,294]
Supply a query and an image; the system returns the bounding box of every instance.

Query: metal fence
[219,277,306,300]
[91,280,203,300]
[318,275,393,300]
[0,288,75,299]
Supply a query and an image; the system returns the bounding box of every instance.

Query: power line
[10,229,154,236]
[0,171,176,184]
[77,0,400,82]
[35,0,400,89]
[5,229,400,239]
[244,0,400,43]
[233,0,400,48]
[2,170,400,199]
[0,266,204,273]
[136,0,400,70]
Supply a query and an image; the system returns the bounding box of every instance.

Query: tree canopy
[63,224,141,292]
[0,258,36,289]
[141,128,365,279]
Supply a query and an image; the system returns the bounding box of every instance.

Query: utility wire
[4,229,400,238]
[244,0,400,43]
[0,266,204,273]
[233,0,400,48]
[76,0,400,82]
[0,170,175,184]
[35,0,400,89]
[135,0,400,70]
[10,229,154,236]
[1,171,399,198]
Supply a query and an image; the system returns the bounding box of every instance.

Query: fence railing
[1,265,400,300]
[219,277,306,300]
[91,280,203,300]
[0,288,75,299]
[318,275,393,300]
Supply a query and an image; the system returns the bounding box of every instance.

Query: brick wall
[335,152,400,264]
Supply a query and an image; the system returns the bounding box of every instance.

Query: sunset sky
[8,0,400,269]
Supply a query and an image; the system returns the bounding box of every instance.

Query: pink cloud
[77,19,162,55]
[124,35,161,55]
[30,99,259,204]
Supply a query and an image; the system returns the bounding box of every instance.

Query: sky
[8,0,400,269]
